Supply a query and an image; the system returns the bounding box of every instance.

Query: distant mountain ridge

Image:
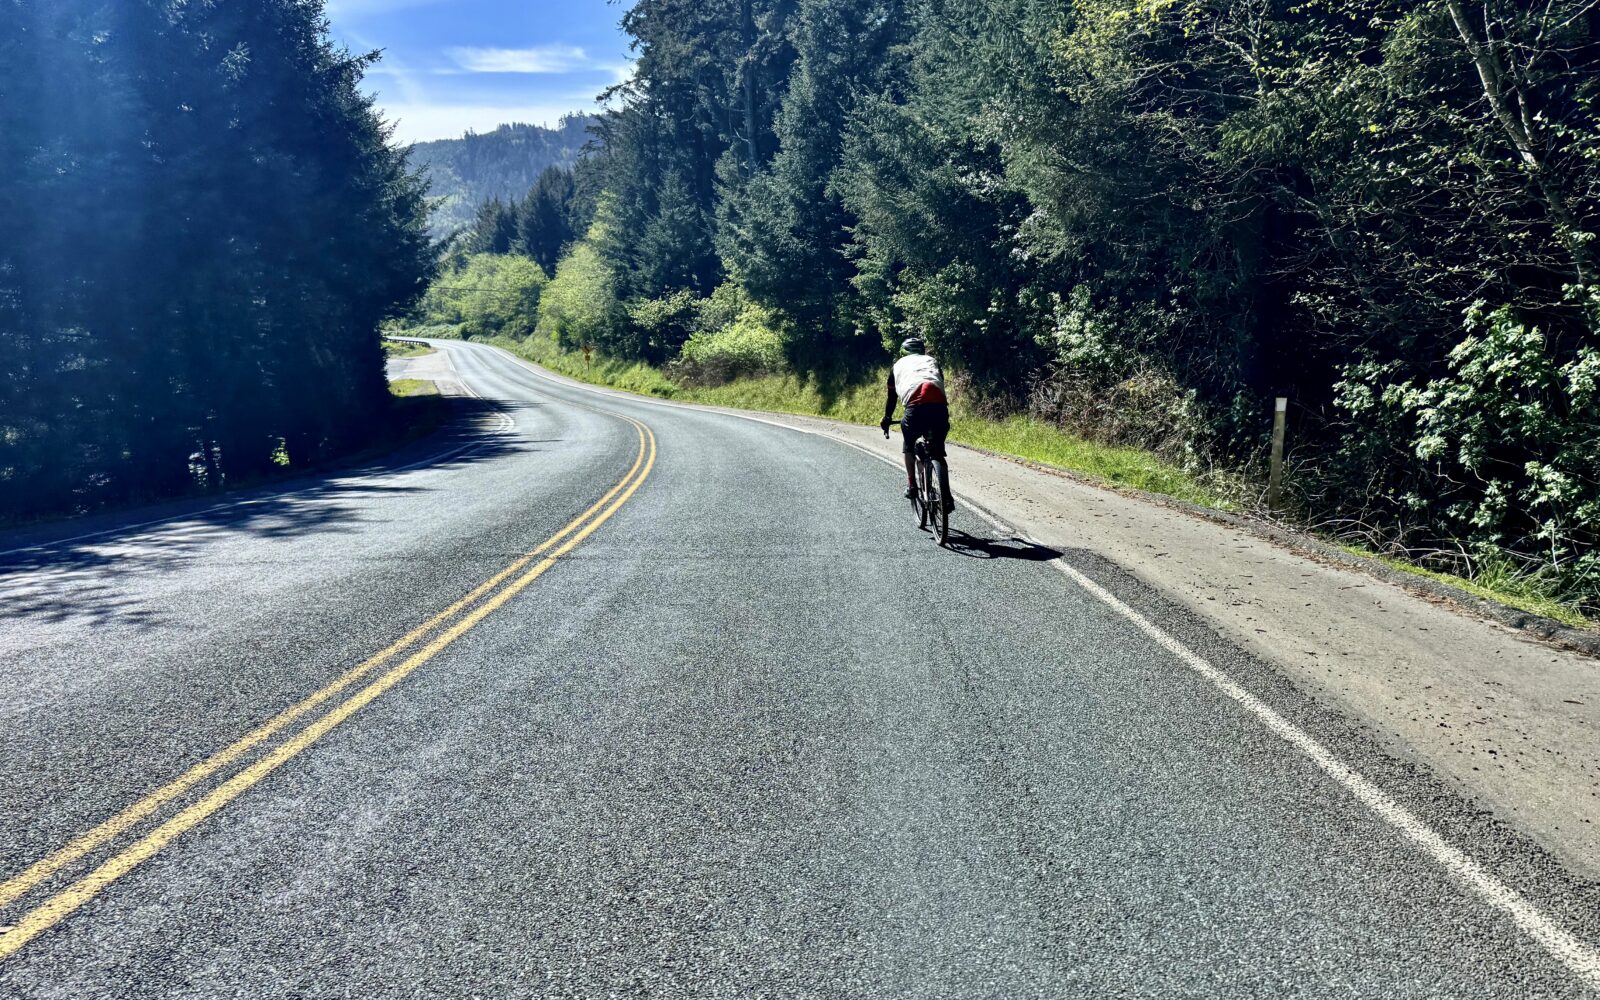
[410,116,594,239]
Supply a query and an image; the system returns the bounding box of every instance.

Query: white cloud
[445,45,591,74]
[379,101,589,144]
[603,60,636,86]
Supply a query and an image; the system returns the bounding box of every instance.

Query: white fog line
[477,340,1600,989]
[1048,554,1600,987]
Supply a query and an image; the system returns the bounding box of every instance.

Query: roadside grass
[949,415,1228,507]
[389,378,439,398]
[475,331,1594,631]
[498,331,678,396]
[685,373,885,423]
[1334,544,1593,629]
[383,339,435,359]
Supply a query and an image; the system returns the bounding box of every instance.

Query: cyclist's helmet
[900,336,926,355]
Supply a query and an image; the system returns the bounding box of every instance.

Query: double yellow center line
[0,414,658,959]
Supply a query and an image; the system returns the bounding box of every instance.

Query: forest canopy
[0,0,434,519]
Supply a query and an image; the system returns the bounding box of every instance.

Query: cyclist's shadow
[943,528,1063,562]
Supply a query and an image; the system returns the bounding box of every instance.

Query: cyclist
[881,336,951,507]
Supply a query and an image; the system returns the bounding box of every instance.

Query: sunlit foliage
[419,254,547,340]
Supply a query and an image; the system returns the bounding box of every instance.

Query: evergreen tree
[516,166,578,276]
[720,0,910,378]
[465,198,519,257]
[0,0,432,519]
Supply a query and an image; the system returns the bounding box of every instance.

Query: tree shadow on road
[0,397,527,632]
[943,528,1063,562]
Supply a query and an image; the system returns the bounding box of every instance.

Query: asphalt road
[1,340,1596,998]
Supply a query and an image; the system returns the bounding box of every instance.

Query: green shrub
[1333,297,1600,611]
[419,254,545,339]
[692,281,750,332]
[537,239,626,352]
[397,323,465,340]
[671,306,789,386]
[627,290,700,364]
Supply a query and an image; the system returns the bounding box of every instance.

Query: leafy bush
[395,323,465,340]
[1029,367,1213,473]
[1333,297,1600,610]
[537,238,626,352]
[1024,286,1217,473]
[419,254,546,339]
[627,290,700,365]
[670,303,789,386]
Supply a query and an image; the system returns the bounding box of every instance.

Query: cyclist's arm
[882,372,898,426]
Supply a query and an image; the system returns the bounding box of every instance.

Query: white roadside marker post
[1268,396,1288,515]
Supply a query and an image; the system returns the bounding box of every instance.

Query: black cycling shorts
[902,403,949,458]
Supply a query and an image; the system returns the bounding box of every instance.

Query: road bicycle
[887,420,952,546]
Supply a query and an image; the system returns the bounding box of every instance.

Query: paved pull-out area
[1,340,1596,997]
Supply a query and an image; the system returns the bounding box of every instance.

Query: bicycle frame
[888,419,951,546]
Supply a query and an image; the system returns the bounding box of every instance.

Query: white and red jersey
[889,353,947,407]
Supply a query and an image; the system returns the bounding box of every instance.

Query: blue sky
[326,0,633,144]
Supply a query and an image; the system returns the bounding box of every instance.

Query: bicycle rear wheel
[914,457,930,529]
[929,459,950,545]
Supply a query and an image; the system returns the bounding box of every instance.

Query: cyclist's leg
[901,405,924,492]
